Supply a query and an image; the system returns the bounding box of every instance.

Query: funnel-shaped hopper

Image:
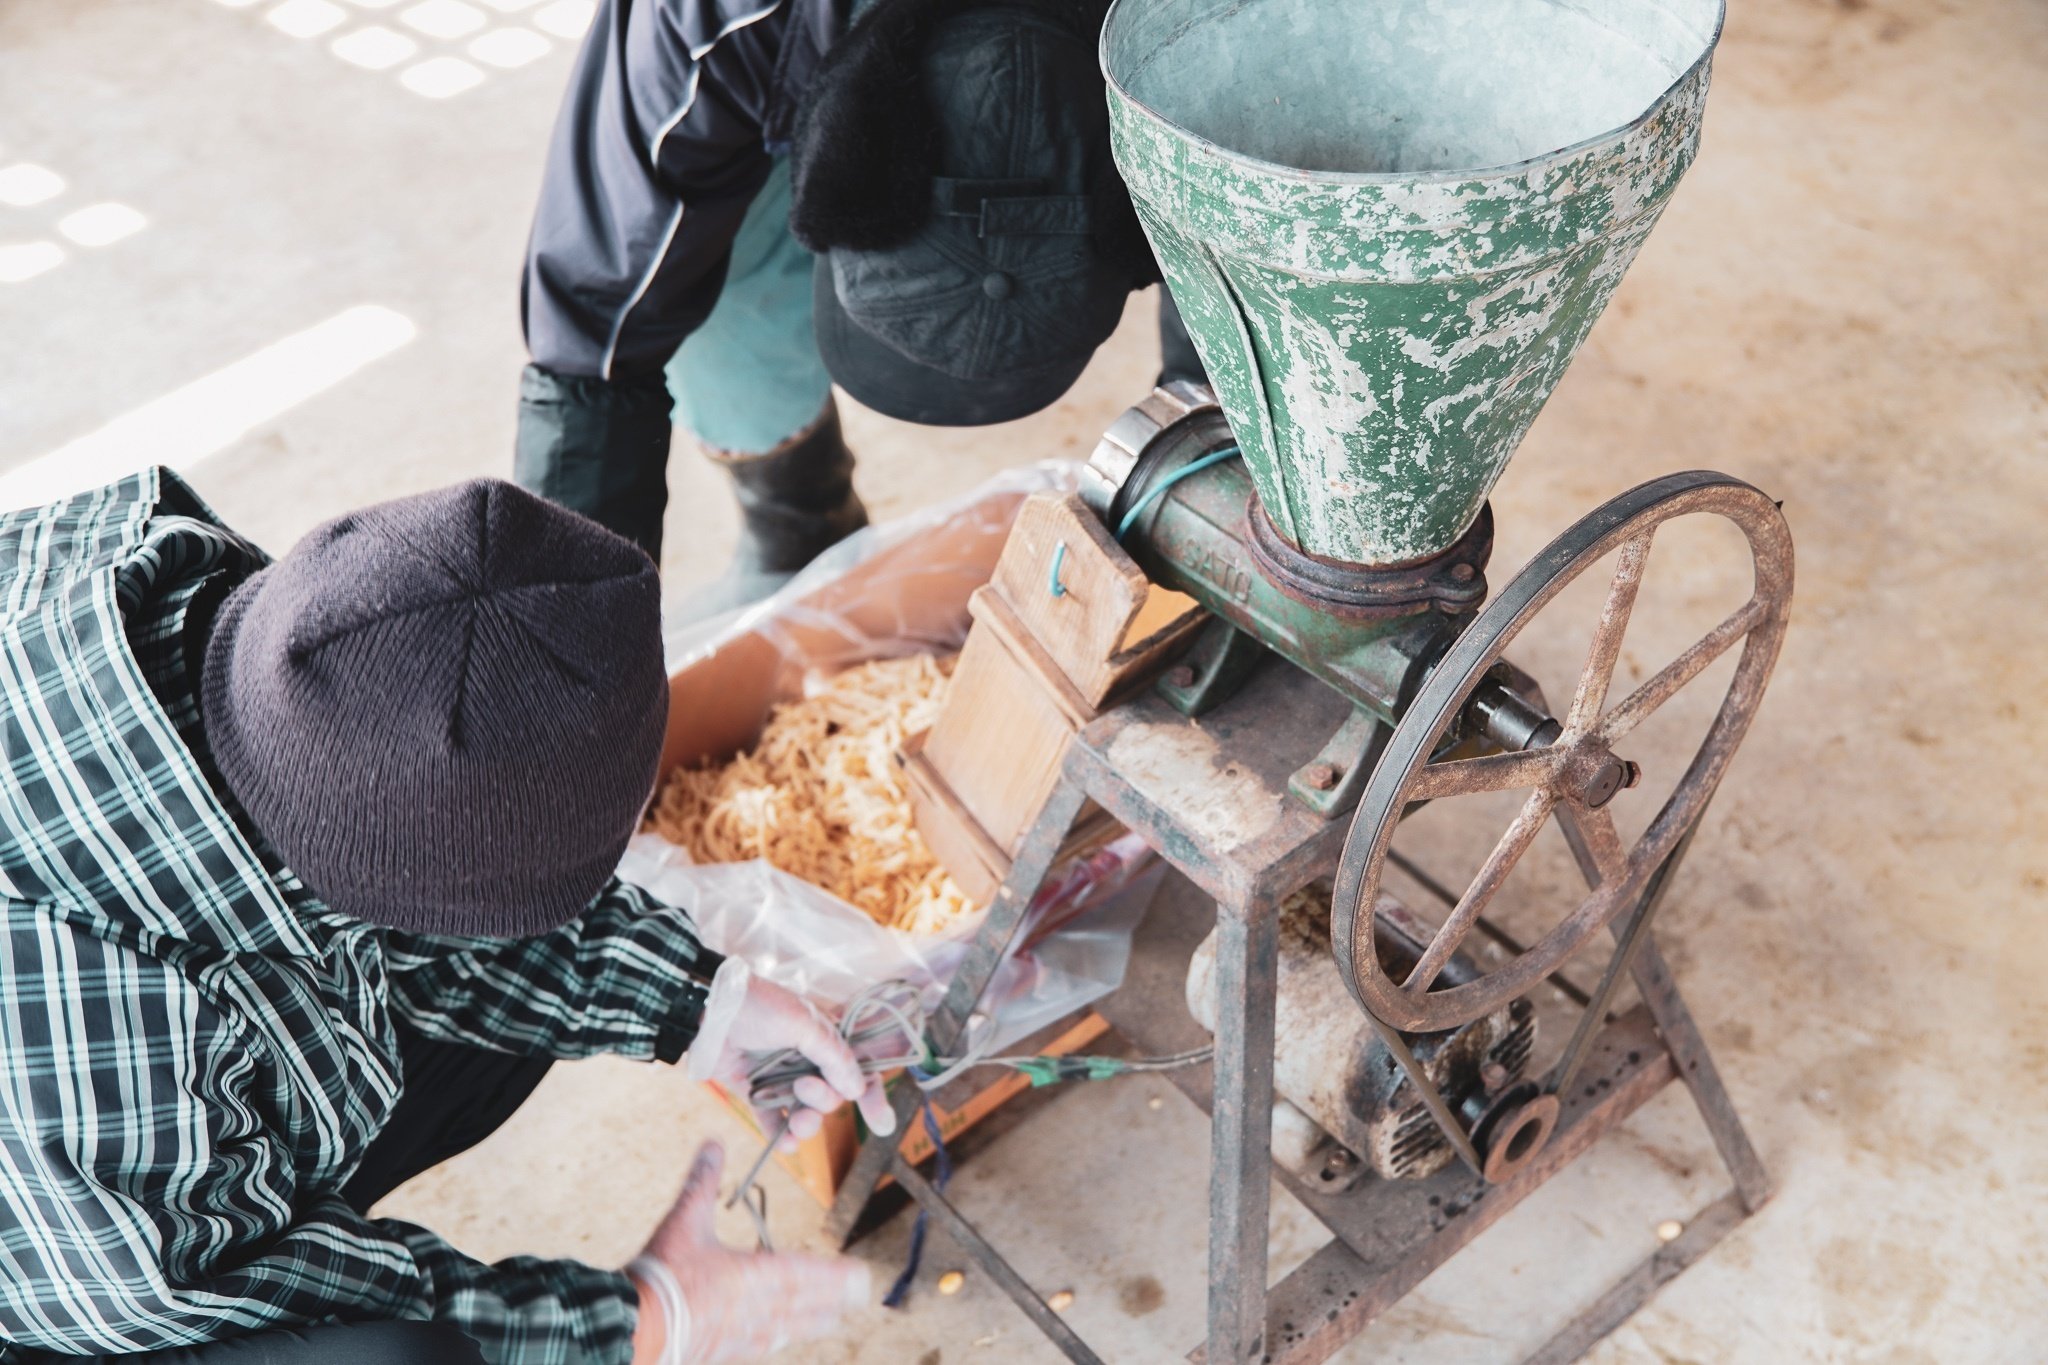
[1103,0,1725,564]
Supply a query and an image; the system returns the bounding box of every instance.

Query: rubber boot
[672,402,869,626]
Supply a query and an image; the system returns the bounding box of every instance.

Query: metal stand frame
[827,663,1769,1364]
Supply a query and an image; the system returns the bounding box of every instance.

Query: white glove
[688,958,895,1148]
[628,1142,871,1364]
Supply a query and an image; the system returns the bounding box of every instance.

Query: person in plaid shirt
[0,471,884,1365]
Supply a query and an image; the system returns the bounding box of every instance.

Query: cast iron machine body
[825,0,1792,1360]
[1078,381,1520,817]
[1077,375,1792,1178]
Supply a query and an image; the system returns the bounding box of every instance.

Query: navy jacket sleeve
[516,0,845,501]
[523,0,795,383]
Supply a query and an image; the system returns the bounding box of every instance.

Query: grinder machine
[828,0,1790,1360]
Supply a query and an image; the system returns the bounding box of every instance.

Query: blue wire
[1048,541,1068,597]
[1114,445,1241,542]
[882,1096,953,1309]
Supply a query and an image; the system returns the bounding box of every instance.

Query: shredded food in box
[644,654,973,934]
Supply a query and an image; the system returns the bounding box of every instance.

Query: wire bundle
[727,977,1212,1252]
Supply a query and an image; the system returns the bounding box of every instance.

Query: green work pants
[665,158,834,457]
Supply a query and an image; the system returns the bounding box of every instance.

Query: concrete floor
[2,0,2044,1361]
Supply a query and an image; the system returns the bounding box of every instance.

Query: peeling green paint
[1102,0,1726,563]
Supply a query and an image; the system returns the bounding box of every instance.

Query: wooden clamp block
[910,493,1204,895]
[899,726,1014,905]
[989,492,1204,709]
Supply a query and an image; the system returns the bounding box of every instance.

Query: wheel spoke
[1556,802,1630,889]
[1407,748,1558,801]
[1403,787,1554,994]
[1597,596,1767,743]
[1563,532,1654,738]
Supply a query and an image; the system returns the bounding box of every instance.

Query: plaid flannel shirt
[0,471,718,1363]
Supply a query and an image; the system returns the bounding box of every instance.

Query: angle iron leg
[1547,831,1691,1102]
[1626,937,1772,1212]
[1517,1189,1749,1365]
[891,1155,1107,1365]
[827,774,1091,1246]
[1205,887,1281,1365]
[1553,804,1771,1213]
[1518,804,1769,1362]
[1556,806,1769,1211]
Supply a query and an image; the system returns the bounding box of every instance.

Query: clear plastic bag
[617,831,1160,1056]
[662,460,1082,668]
[629,461,1159,1054]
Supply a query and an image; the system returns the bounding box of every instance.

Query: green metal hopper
[1102,0,1727,565]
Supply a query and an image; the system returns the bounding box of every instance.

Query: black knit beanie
[201,479,668,937]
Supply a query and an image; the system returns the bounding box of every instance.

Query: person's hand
[688,959,895,1149]
[628,1143,871,1364]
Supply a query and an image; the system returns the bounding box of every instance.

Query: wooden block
[967,586,1097,729]
[922,619,1078,859]
[989,493,1205,708]
[899,728,1008,905]
[904,722,1126,907]
[912,493,1202,885]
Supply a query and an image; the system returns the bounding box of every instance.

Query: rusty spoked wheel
[1332,471,1795,1034]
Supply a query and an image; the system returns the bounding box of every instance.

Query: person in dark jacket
[0,470,886,1365]
[515,0,1201,621]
